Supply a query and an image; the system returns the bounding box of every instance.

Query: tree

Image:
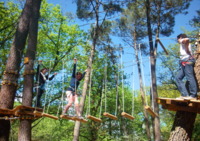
[18,0,42,140]
[0,0,32,140]
[73,0,122,140]
[143,0,192,140]
[0,1,20,79]
[116,2,151,140]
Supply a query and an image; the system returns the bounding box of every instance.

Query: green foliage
[0,1,21,77]
[37,0,89,70]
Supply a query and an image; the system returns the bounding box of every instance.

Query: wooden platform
[157,97,200,114]
[0,105,47,120]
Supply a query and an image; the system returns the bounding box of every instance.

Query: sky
[2,0,199,90]
[46,0,200,91]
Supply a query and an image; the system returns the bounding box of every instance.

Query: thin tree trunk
[0,0,32,140]
[73,1,100,140]
[73,42,96,141]
[18,0,41,141]
[168,111,197,141]
[132,27,151,140]
[145,0,161,140]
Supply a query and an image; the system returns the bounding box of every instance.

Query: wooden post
[156,38,168,55]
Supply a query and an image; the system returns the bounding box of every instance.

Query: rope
[57,60,66,116]
[104,62,107,113]
[87,68,93,116]
[115,65,120,116]
[131,63,135,116]
[139,44,148,106]
[43,60,52,113]
[149,56,154,111]
[120,49,125,112]
[99,80,103,119]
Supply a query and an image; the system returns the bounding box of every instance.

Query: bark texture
[18,0,41,141]
[168,111,197,141]
[0,0,32,140]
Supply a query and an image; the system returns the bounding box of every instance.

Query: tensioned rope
[120,49,125,112]
[149,56,154,111]
[104,60,107,113]
[139,44,149,106]
[131,62,135,116]
[86,68,93,116]
[115,64,119,117]
[57,60,66,116]
[43,60,53,114]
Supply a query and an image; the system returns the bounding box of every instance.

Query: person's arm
[72,58,77,78]
[48,73,57,81]
[80,69,87,80]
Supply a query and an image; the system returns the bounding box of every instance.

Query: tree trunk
[168,111,197,141]
[73,1,100,140]
[0,0,32,140]
[145,0,161,140]
[135,45,151,140]
[194,37,200,91]
[18,0,41,141]
[73,42,96,141]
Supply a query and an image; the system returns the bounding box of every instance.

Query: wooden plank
[87,115,102,122]
[103,112,118,120]
[15,110,35,117]
[33,111,58,120]
[60,115,76,121]
[42,113,58,120]
[73,116,88,123]
[0,108,14,115]
[121,112,135,120]
[12,105,43,112]
[144,106,158,118]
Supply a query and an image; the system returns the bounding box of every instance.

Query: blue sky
[46,0,200,90]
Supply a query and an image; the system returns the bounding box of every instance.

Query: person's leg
[175,65,189,97]
[185,64,197,97]
[74,94,81,116]
[62,91,74,115]
[36,88,43,107]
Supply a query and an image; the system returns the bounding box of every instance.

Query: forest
[0,0,200,141]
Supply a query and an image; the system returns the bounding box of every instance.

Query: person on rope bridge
[62,58,87,119]
[35,60,57,107]
[175,33,197,100]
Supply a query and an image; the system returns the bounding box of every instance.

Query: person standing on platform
[175,33,197,100]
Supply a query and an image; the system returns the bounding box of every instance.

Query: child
[62,58,87,118]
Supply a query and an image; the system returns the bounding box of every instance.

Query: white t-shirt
[179,38,192,60]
